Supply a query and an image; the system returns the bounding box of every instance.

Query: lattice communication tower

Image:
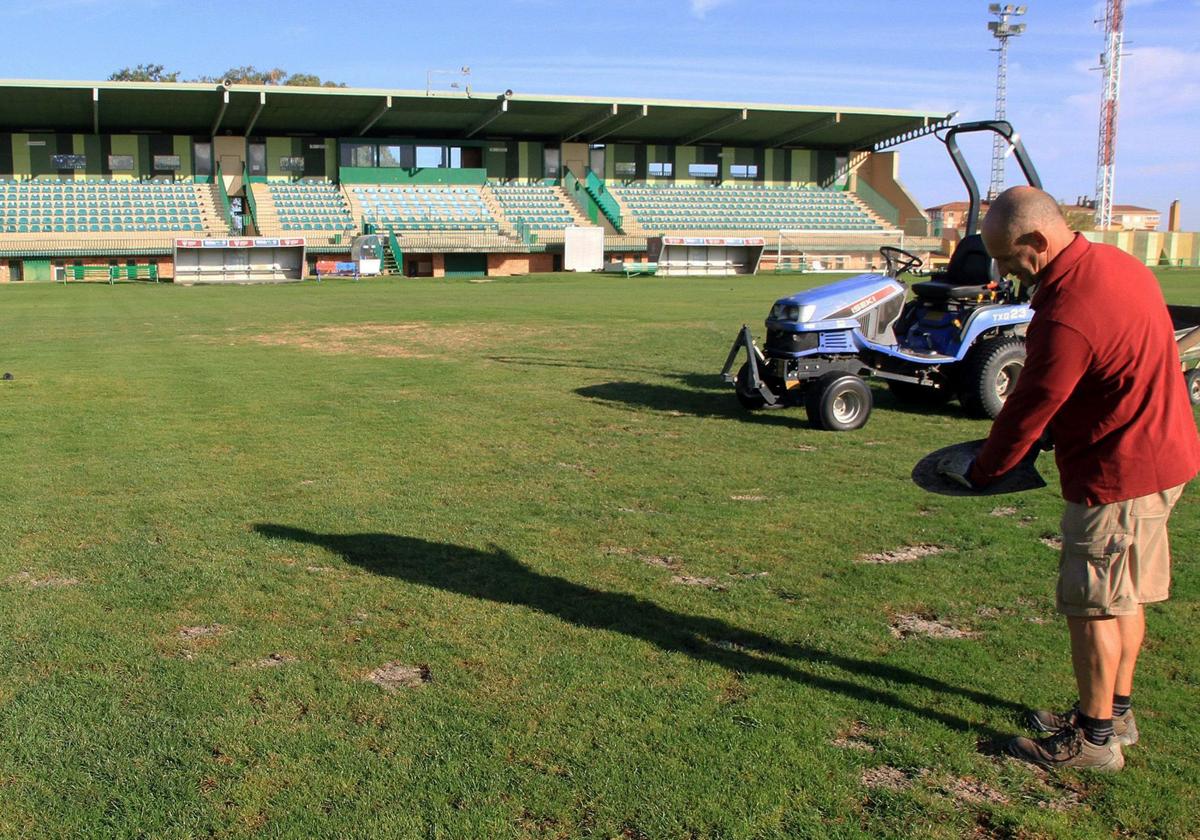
[1094,0,1124,230]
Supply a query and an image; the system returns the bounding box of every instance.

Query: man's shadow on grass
[256,524,1022,740]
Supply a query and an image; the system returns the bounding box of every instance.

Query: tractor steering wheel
[880,246,923,278]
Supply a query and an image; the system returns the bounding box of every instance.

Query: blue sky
[1,0,1197,226]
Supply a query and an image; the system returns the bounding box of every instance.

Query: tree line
[108,64,345,87]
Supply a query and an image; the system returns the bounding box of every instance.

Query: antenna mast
[1094,0,1124,230]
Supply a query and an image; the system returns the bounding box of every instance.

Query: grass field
[1,269,1198,839]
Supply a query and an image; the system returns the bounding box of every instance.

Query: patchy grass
[0,269,1197,838]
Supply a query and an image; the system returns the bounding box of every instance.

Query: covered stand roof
[0,79,953,150]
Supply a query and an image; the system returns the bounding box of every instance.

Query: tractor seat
[912,234,996,302]
[911,280,995,302]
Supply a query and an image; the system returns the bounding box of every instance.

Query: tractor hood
[766,273,905,327]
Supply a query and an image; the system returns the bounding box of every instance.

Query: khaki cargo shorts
[1056,484,1186,617]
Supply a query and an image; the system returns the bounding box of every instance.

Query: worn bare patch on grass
[990,506,1017,517]
[859,544,947,564]
[179,624,225,640]
[730,494,768,502]
[238,322,541,359]
[1040,535,1063,551]
[671,575,727,591]
[941,776,1010,806]
[861,766,914,791]
[604,547,681,569]
[890,613,976,640]
[728,570,769,580]
[366,662,432,692]
[5,571,80,588]
[833,721,876,752]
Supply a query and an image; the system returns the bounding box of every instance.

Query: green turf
[1,269,1198,839]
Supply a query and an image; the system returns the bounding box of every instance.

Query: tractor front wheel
[959,337,1026,418]
[735,362,770,409]
[806,373,873,431]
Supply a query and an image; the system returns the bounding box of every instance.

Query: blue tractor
[720,121,1040,431]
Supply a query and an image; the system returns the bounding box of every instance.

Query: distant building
[925,201,987,235]
[1108,205,1161,231]
[925,200,1160,233]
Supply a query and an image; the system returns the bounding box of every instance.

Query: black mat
[912,438,1047,497]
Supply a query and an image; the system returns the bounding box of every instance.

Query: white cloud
[1119,46,1200,116]
[690,0,730,18]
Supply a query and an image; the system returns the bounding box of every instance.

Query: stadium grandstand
[0,78,963,281]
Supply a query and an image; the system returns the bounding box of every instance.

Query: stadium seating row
[351,185,501,234]
[261,181,355,231]
[610,184,883,232]
[0,179,217,236]
[490,184,576,231]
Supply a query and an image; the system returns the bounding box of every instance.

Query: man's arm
[967,320,1091,486]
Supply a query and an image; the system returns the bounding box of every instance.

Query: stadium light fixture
[986,2,1027,200]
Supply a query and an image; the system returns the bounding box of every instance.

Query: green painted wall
[12,134,30,178]
[110,135,139,180]
[518,141,544,180]
[82,135,103,177]
[764,149,786,184]
[484,147,504,179]
[173,135,193,179]
[339,166,487,185]
[674,146,698,184]
[720,146,736,181]
[790,149,817,184]
[325,139,338,180]
[817,151,838,185]
[266,137,296,178]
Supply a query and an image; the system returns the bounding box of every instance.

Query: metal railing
[584,168,623,232]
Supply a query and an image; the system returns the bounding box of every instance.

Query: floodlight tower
[986,4,1027,201]
[1094,0,1124,229]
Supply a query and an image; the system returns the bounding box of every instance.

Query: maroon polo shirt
[969,233,1200,504]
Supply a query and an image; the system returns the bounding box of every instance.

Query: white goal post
[773,229,906,273]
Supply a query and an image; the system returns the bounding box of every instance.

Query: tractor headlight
[769,303,813,322]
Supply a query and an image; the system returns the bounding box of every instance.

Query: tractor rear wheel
[959,337,1026,418]
[1185,368,1200,406]
[806,373,872,431]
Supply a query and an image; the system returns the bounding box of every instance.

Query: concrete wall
[561,143,589,180]
[855,152,929,235]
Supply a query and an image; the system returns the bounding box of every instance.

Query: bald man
[939,186,1200,771]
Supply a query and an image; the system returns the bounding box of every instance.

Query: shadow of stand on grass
[256,524,1024,740]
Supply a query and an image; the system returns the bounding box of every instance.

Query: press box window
[730,164,758,179]
[378,145,405,168]
[614,162,637,178]
[688,163,719,179]
[648,162,673,177]
[193,142,213,177]
[415,146,444,168]
[247,143,266,176]
[544,147,560,178]
[340,142,376,167]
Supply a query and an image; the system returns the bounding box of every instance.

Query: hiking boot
[1007,725,1124,772]
[1027,703,1139,746]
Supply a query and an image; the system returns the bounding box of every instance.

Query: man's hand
[937,450,976,490]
